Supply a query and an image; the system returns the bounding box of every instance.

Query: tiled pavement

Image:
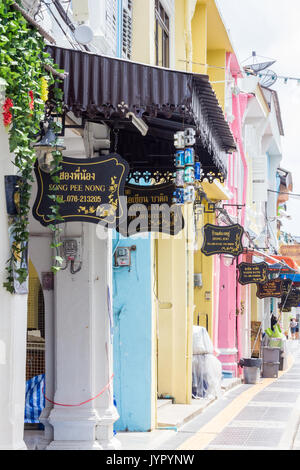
[206,345,300,450]
[24,341,300,450]
[157,341,300,451]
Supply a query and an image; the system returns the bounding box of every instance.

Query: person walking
[290,318,297,340]
[296,319,299,340]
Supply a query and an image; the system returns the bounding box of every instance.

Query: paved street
[24,340,300,451]
[154,341,300,451]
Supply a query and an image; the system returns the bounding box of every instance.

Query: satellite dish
[244,60,276,75]
[259,70,277,88]
[74,24,94,45]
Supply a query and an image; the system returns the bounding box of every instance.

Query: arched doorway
[24,260,45,429]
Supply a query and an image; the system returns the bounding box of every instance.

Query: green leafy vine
[0,0,64,293]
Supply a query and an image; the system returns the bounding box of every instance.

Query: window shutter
[122,0,132,59]
[105,0,118,56]
[252,155,268,202]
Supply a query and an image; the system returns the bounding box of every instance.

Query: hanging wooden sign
[33,154,129,227]
[282,279,293,295]
[279,305,292,312]
[116,183,184,236]
[201,223,244,257]
[237,262,269,285]
[256,278,283,299]
[281,287,300,308]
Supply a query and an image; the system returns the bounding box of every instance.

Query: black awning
[47,46,236,173]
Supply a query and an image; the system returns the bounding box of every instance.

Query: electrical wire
[45,1,77,49]
[268,189,300,198]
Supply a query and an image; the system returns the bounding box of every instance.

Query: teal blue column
[112,231,153,431]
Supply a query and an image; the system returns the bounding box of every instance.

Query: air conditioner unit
[194,273,202,287]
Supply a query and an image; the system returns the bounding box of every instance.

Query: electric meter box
[114,247,132,267]
[194,273,202,287]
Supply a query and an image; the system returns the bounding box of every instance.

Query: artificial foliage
[0,0,64,293]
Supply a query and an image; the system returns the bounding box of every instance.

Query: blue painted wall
[116,0,123,58]
[112,231,153,431]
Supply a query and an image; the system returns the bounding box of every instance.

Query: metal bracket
[204,202,216,213]
[222,203,245,210]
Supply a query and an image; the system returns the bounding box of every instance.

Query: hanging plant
[29,90,34,111]
[0,0,64,293]
[2,97,13,127]
[41,76,49,103]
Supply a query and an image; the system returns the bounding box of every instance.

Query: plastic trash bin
[262,361,280,378]
[279,341,288,371]
[239,358,262,384]
[262,347,280,363]
[262,347,281,378]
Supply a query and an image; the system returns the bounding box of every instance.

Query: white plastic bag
[204,354,222,398]
[192,355,207,398]
[193,326,214,355]
[192,353,222,399]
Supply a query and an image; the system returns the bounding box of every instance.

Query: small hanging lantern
[33,118,65,173]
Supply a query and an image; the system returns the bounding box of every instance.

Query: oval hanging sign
[237,262,269,285]
[280,287,300,308]
[201,223,244,257]
[32,154,129,227]
[256,278,283,299]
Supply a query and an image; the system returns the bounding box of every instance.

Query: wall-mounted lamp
[33,118,65,173]
[0,77,8,105]
[231,84,241,96]
[126,112,149,136]
[222,254,235,267]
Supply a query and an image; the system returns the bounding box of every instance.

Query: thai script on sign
[59,167,96,181]
[201,223,244,257]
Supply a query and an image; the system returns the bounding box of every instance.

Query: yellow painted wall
[131,0,235,408]
[131,0,195,408]
[175,0,188,71]
[131,0,156,424]
[131,0,155,65]
[191,2,207,74]
[27,259,40,330]
[194,203,215,336]
[251,284,258,322]
[156,204,193,404]
[207,49,226,110]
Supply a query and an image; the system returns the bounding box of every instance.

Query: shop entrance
[24,260,45,429]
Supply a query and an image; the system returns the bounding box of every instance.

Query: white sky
[217,0,300,237]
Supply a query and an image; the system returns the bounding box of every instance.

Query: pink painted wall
[216,52,249,377]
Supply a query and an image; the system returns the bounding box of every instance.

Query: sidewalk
[116,377,241,450]
[24,341,300,450]
[23,376,241,450]
[158,340,300,451]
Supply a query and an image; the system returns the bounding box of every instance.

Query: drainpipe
[185,0,197,72]
[232,85,249,370]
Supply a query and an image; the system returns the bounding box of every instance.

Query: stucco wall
[113,232,154,431]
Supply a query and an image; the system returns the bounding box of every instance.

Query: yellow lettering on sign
[70,185,83,192]
[84,185,106,192]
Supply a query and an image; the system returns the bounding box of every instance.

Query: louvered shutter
[105,0,118,56]
[252,155,268,202]
[122,0,132,59]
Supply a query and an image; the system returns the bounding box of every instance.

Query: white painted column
[28,234,55,450]
[0,122,28,450]
[47,223,119,450]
